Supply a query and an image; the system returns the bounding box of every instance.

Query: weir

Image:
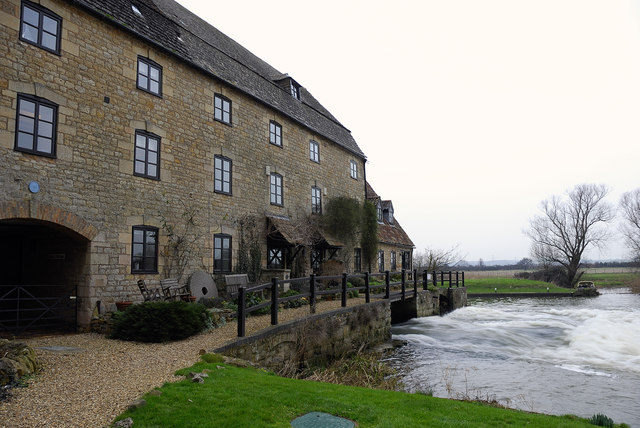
[214,287,467,371]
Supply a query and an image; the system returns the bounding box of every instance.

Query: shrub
[238,292,269,315]
[280,289,307,309]
[110,301,210,342]
[347,289,360,298]
[349,277,365,288]
[589,414,614,427]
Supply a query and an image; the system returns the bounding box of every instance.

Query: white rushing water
[390,289,640,426]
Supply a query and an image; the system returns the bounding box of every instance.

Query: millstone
[290,412,355,428]
[189,270,217,300]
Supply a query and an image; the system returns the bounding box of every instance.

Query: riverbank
[112,356,602,427]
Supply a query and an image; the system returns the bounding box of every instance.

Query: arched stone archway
[0,201,97,334]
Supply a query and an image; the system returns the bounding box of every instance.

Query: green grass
[113,360,600,428]
[464,277,571,294]
[580,272,639,288]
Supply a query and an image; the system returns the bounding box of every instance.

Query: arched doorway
[0,202,96,335]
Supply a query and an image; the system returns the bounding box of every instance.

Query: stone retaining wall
[214,301,391,371]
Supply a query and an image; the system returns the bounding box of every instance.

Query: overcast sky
[177,0,640,262]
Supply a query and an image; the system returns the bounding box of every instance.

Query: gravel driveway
[0,298,362,428]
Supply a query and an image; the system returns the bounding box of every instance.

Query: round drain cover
[291,412,355,428]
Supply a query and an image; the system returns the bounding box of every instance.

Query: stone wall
[391,287,467,323]
[0,0,366,328]
[215,301,391,371]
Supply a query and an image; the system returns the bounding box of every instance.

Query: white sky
[177,0,640,262]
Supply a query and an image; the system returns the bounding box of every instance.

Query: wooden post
[401,269,406,301]
[448,271,452,288]
[433,270,437,287]
[413,269,418,296]
[462,271,465,287]
[365,272,370,303]
[341,273,348,307]
[237,286,246,337]
[455,271,459,288]
[271,277,278,326]
[385,270,390,299]
[422,270,429,290]
[310,274,316,311]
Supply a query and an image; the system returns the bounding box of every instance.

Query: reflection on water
[390,289,640,426]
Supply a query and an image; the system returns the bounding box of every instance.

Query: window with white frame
[270,173,283,206]
[15,94,57,157]
[214,94,232,125]
[309,140,319,163]
[20,1,62,54]
[350,160,358,179]
[137,56,162,96]
[214,155,232,195]
[269,121,282,147]
[311,186,322,214]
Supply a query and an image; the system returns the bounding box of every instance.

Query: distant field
[462,269,639,290]
[464,277,571,294]
[464,267,639,279]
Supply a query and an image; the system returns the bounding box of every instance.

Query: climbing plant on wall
[360,200,379,273]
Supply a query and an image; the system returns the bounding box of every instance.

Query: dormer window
[377,203,383,223]
[290,81,300,99]
[383,205,394,225]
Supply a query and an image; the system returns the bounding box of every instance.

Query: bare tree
[413,246,461,272]
[526,183,614,287]
[620,188,640,263]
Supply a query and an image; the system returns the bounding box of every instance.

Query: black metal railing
[234,270,464,337]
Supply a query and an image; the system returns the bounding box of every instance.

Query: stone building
[365,183,414,273]
[0,0,370,331]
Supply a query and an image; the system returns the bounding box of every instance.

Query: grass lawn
[113,359,601,428]
[580,272,639,288]
[464,277,571,294]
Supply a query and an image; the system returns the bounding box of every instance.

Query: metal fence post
[385,270,390,299]
[271,277,278,326]
[341,273,348,307]
[365,272,370,303]
[237,286,246,337]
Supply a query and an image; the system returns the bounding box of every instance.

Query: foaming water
[390,290,640,426]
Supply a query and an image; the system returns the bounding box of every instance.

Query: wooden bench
[160,278,191,301]
[224,274,248,298]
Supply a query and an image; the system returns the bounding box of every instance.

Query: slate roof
[70,0,365,158]
[365,183,414,249]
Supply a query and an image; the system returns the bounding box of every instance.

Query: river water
[390,289,640,426]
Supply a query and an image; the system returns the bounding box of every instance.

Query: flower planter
[115,301,133,311]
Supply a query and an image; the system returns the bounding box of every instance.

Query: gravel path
[0,298,365,428]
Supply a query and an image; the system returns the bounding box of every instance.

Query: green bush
[280,289,308,309]
[349,277,365,288]
[589,414,614,427]
[347,289,360,298]
[110,301,210,342]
